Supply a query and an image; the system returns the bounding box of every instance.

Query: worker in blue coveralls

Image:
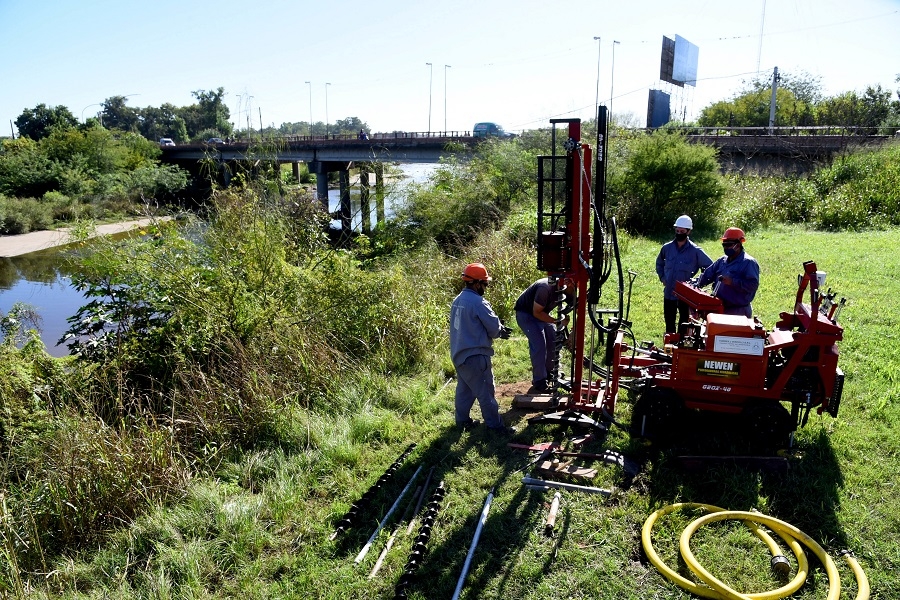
[695,226,760,318]
[656,215,713,333]
[449,263,513,433]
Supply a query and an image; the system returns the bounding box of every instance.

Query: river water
[0,163,438,357]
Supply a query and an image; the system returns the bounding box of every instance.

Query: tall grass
[2,138,899,597]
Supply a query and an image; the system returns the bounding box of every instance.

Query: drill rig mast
[531,107,626,432]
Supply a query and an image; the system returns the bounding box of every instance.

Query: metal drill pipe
[355,464,423,564]
[451,488,495,600]
[521,475,612,496]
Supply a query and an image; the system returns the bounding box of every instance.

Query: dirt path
[0,217,171,257]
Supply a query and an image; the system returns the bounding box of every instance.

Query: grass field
[31,226,899,599]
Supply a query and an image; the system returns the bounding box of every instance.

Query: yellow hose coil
[641,503,869,600]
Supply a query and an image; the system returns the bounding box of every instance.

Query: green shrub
[608,130,725,235]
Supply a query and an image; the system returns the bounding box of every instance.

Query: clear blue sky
[2,0,898,136]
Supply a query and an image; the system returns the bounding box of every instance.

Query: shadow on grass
[639,410,847,547]
[327,399,632,599]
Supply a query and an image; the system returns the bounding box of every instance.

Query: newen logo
[697,359,741,378]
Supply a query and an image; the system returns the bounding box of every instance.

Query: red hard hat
[462,262,491,282]
[721,227,746,242]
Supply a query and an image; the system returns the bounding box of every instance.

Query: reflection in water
[0,245,87,357]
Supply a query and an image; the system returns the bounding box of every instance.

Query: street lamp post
[305,81,312,136]
[426,62,433,134]
[593,36,602,119]
[610,40,620,116]
[81,103,102,123]
[325,83,331,137]
[444,64,451,133]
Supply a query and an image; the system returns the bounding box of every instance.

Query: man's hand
[499,326,512,339]
[718,275,733,286]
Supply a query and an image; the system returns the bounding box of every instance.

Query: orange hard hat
[462,262,491,282]
[721,227,746,242]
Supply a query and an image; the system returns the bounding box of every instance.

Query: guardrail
[653,125,894,137]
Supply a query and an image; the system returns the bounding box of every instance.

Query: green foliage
[0,126,187,229]
[14,103,78,141]
[608,130,724,234]
[720,141,900,231]
[398,139,537,250]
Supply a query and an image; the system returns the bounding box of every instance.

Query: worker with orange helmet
[695,227,760,318]
[449,263,514,433]
[656,215,713,333]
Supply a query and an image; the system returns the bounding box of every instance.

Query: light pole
[305,81,312,136]
[593,36,602,120]
[426,62,433,134]
[444,64,451,133]
[325,83,331,137]
[81,103,102,123]
[610,40,620,116]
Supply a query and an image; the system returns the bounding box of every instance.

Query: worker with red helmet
[656,214,713,333]
[449,263,513,433]
[695,227,760,318]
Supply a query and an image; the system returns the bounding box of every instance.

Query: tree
[697,70,822,128]
[14,104,78,141]
[608,130,724,235]
[101,96,141,132]
[177,87,232,139]
[138,103,189,142]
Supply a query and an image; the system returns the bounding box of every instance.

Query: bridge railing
[280,131,473,143]
[648,125,890,137]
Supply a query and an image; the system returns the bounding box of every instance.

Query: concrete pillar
[360,165,371,235]
[375,164,385,225]
[339,170,352,235]
[292,162,300,183]
[316,174,329,212]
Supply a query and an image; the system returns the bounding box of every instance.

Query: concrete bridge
[160,131,478,236]
[681,126,894,173]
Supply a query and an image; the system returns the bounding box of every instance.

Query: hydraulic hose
[641,503,869,600]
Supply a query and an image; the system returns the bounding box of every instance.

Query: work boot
[457,419,481,431]
[488,425,516,436]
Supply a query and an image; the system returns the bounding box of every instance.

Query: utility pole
[305,81,312,136]
[259,107,263,137]
[593,36,602,120]
[768,66,779,134]
[444,64,451,133]
[325,82,331,137]
[426,63,433,134]
[610,40,620,116]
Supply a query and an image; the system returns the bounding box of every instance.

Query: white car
[159,138,175,146]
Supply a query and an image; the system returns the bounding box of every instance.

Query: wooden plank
[513,394,562,409]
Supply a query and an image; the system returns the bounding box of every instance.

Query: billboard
[673,35,699,86]
[660,35,698,87]
[647,90,671,128]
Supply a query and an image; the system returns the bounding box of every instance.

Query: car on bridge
[473,122,515,139]
[159,137,175,146]
[207,137,225,145]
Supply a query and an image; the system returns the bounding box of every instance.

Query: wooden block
[513,394,561,409]
[538,460,597,479]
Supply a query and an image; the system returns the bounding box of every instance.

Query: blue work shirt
[696,250,760,316]
[656,239,712,301]
[450,287,503,368]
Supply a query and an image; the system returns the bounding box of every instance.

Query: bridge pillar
[360,165,371,235]
[308,160,352,212]
[339,171,351,234]
[292,162,301,183]
[375,164,385,225]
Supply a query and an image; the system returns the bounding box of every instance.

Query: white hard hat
[674,215,693,229]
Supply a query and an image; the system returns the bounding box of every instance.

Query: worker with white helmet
[449,263,514,434]
[655,215,713,334]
